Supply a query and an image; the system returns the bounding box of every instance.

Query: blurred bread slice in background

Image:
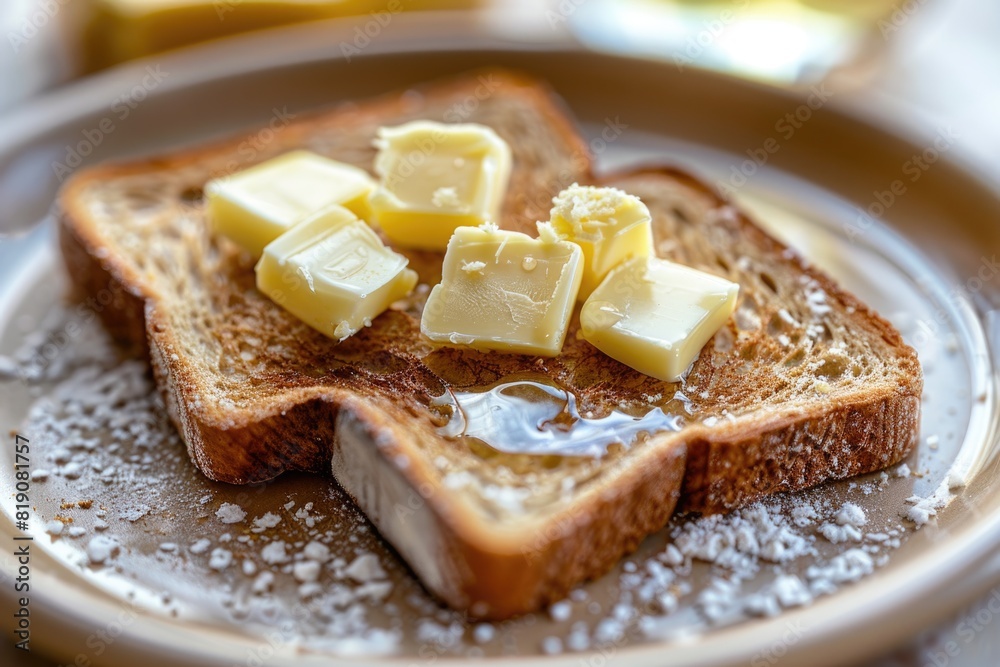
[79,0,483,72]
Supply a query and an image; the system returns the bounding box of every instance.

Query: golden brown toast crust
[57,71,921,619]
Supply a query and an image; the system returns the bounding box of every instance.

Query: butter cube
[256,206,417,342]
[581,258,739,382]
[207,150,376,256]
[549,184,654,300]
[421,224,583,356]
[369,121,512,250]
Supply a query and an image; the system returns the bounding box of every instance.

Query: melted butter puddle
[432,380,686,458]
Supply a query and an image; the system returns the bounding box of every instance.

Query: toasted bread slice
[58,71,921,619]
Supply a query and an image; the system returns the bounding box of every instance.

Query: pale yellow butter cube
[207,150,376,256]
[255,206,417,342]
[549,184,654,300]
[369,121,512,250]
[581,257,739,382]
[421,224,583,356]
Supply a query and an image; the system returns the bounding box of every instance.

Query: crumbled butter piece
[548,184,654,299]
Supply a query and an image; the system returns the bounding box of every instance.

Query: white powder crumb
[61,462,83,480]
[121,504,150,523]
[836,503,867,528]
[549,601,572,622]
[773,574,812,608]
[905,502,935,526]
[45,520,64,536]
[31,469,50,482]
[209,548,233,571]
[653,592,679,615]
[790,504,818,527]
[293,561,322,583]
[807,548,874,586]
[926,435,940,447]
[198,495,212,505]
[895,463,912,478]
[473,624,495,644]
[242,560,257,576]
[261,541,289,565]
[216,503,246,524]
[283,500,295,511]
[820,523,863,544]
[675,503,813,568]
[189,539,211,555]
[745,591,781,618]
[86,536,119,564]
[416,620,464,649]
[698,578,741,622]
[251,571,274,594]
[904,480,953,527]
[303,541,331,563]
[660,544,684,566]
[566,625,590,651]
[251,512,282,533]
[159,542,177,553]
[67,526,86,538]
[294,503,323,528]
[297,582,324,600]
[541,636,563,655]
[594,618,625,644]
[356,581,393,601]
[611,603,633,623]
[344,553,386,582]
[94,520,109,531]
[323,585,355,607]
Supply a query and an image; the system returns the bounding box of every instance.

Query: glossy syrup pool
[430,378,689,459]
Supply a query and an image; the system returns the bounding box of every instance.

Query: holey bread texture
[58,71,922,619]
